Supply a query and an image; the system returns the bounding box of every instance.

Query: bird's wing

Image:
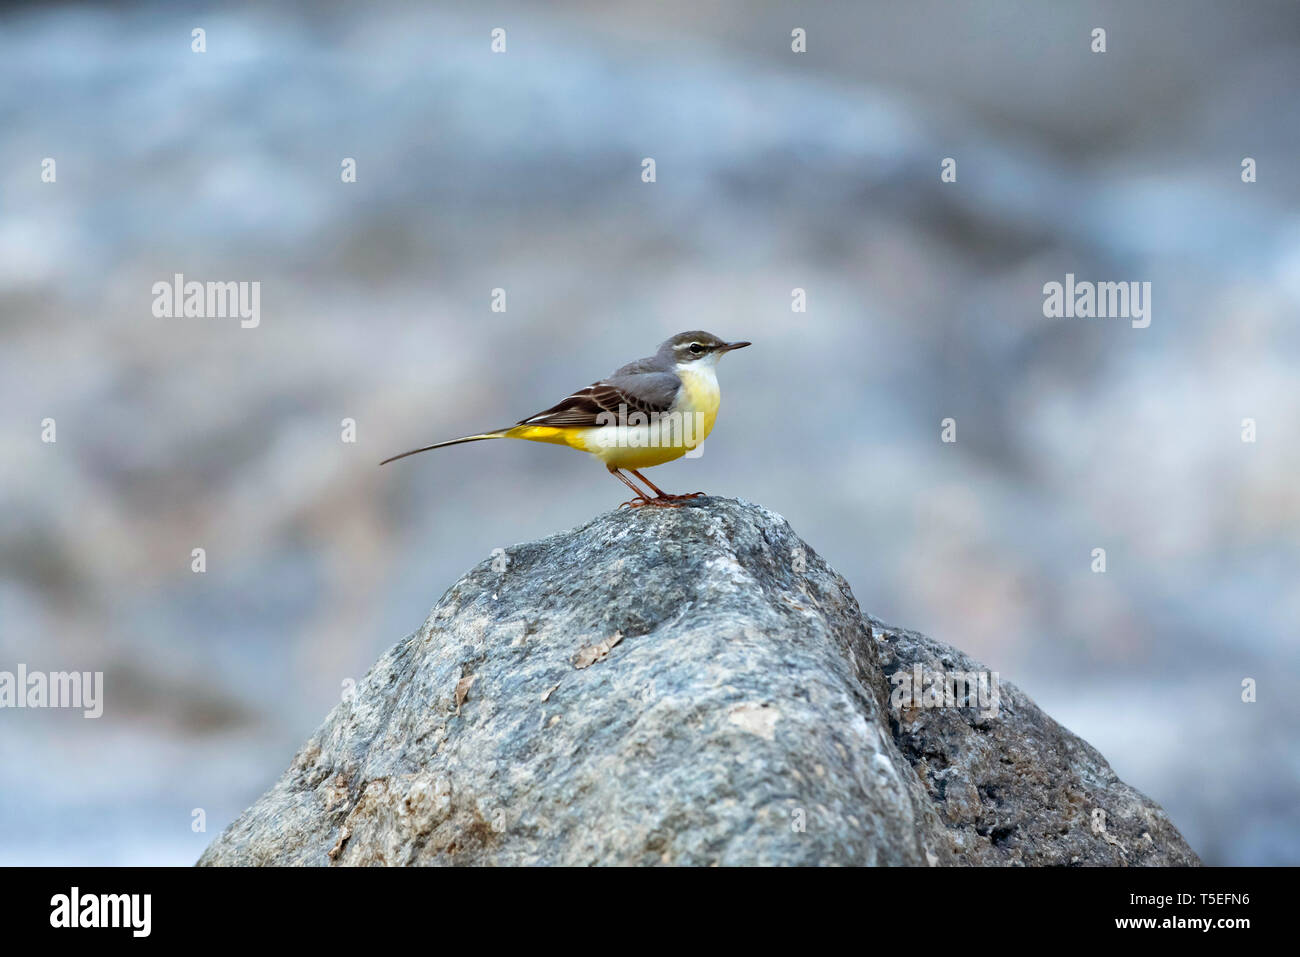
[517,371,681,427]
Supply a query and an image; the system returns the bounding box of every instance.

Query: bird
[380,331,751,507]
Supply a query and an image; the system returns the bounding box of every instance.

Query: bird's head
[659,331,751,367]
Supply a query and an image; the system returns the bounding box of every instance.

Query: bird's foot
[619,492,707,508]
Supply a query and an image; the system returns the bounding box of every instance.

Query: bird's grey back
[602,336,698,407]
[604,367,681,409]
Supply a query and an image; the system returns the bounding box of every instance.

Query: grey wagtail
[380,331,751,507]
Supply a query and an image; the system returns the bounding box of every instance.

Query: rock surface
[198,499,1199,866]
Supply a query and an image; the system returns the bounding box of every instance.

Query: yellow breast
[675,363,721,440]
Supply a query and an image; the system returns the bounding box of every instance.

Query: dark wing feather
[518,373,681,428]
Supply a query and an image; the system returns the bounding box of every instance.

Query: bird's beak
[721,341,752,352]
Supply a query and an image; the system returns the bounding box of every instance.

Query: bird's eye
[689,342,704,355]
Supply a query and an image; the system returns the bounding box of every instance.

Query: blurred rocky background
[0,0,1296,864]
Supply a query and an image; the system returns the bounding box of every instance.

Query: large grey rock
[198,499,1198,866]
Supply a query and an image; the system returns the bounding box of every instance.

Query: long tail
[379,429,511,466]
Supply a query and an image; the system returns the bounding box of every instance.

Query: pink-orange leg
[607,467,699,509]
[608,467,658,508]
[628,469,706,503]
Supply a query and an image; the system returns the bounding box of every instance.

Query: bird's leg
[609,467,657,508]
[609,467,689,508]
[627,469,669,497]
[628,469,706,503]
